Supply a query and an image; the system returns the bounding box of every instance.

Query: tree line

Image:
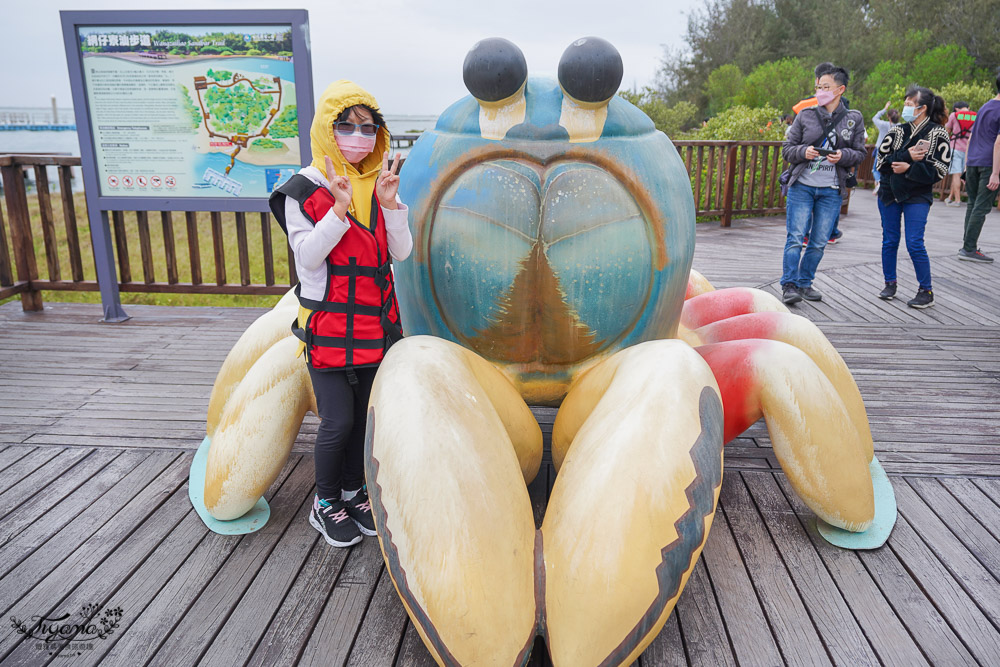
[626,0,1000,139]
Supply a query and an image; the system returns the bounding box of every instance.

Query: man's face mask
[815,83,843,107]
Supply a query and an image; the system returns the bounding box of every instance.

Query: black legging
[307,365,378,500]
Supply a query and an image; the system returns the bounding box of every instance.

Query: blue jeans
[878,199,932,290]
[781,183,842,287]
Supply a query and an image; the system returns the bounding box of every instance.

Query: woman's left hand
[376,151,402,210]
[891,161,910,174]
[826,150,842,164]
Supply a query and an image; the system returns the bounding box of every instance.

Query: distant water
[0,114,439,193]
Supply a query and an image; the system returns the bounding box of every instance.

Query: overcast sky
[0,0,701,115]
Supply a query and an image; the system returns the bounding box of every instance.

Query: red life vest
[953,110,976,140]
[269,174,403,371]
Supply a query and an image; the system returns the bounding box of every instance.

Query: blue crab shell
[395,77,696,405]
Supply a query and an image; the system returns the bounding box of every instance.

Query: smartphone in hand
[915,140,930,151]
[815,147,836,156]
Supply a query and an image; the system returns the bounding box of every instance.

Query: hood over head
[310,80,391,224]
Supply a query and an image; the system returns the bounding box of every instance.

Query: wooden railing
[0,154,297,310]
[1,146,883,310]
[674,140,880,226]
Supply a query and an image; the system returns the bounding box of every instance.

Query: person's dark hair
[905,85,948,125]
[953,101,969,111]
[995,66,1000,94]
[822,66,849,88]
[887,109,900,123]
[336,104,387,132]
[814,62,834,79]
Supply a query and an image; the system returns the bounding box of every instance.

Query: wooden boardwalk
[0,192,998,665]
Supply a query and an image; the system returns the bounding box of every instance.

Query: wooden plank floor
[0,192,998,665]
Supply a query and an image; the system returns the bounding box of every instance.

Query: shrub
[704,64,743,116]
[618,88,698,138]
[734,59,813,115]
[937,81,996,113]
[695,104,786,141]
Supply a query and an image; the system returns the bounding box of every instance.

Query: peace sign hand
[325,155,353,216]
[376,151,402,210]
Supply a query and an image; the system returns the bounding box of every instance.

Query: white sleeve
[284,195,350,272]
[383,200,413,261]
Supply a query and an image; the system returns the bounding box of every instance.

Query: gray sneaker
[799,286,823,301]
[958,248,994,263]
[782,283,802,305]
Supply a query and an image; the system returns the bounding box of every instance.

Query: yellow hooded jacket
[310,79,391,230]
[296,80,393,357]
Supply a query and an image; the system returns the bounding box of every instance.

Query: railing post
[1,163,43,311]
[720,143,738,228]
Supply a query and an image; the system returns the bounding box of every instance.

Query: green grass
[2,188,287,309]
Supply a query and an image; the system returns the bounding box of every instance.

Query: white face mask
[335,131,377,163]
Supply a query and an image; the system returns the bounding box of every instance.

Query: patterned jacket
[875,119,951,204]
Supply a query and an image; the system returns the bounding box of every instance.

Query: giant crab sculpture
[193,38,895,667]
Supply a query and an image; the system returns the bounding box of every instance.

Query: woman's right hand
[884,100,891,111]
[325,156,353,214]
[907,145,927,161]
[804,146,820,160]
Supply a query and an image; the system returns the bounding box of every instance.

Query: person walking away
[872,102,900,196]
[944,101,975,206]
[958,68,1000,263]
[780,66,866,304]
[269,80,413,547]
[874,85,951,308]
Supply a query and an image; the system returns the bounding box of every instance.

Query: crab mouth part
[427,156,655,367]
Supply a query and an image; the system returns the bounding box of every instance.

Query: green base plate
[189,435,270,535]
[817,456,896,550]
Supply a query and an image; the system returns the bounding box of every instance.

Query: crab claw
[545,340,724,665]
[366,336,542,665]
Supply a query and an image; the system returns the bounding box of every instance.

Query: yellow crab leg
[206,289,299,437]
[204,336,316,520]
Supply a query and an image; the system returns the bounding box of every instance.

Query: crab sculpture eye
[462,37,527,102]
[558,36,624,103]
[429,158,653,364]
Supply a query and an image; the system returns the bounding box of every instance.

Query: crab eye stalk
[463,37,528,103]
[557,37,623,104]
[557,37,622,143]
[463,38,528,140]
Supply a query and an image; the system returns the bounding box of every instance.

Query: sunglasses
[334,122,380,136]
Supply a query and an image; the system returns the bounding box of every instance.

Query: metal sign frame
[60,9,314,320]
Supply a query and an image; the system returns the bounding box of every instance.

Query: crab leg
[544,341,724,666]
[206,289,299,437]
[680,286,789,330]
[366,336,542,666]
[696,340,874,532]
[691,311,873,461]
[204,336,317,519]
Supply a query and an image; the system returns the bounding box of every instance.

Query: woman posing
[270,81,412,547]
[874,85,951,308]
